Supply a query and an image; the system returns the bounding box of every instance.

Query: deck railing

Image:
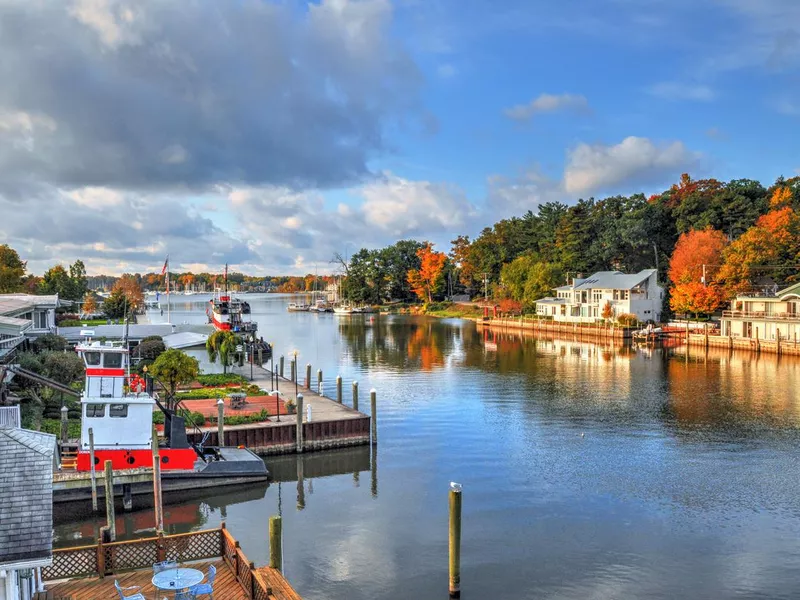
[722,310,800,322]
[42,524,289,599]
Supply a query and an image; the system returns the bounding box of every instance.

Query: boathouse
[0,426,57,600]
[535,269,663,323]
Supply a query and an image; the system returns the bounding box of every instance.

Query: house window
[85,352,101,366]
[592,291,602,303]
[104,353,123,369]
[86,403,105,417]
[34,311,48,329]
[621,290,629,300]
[109,404,128,418]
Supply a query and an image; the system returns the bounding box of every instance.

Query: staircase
[59,442,79,470]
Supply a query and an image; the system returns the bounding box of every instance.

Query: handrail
[722,310,800,321]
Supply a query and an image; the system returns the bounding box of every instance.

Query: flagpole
[166,257,171,324]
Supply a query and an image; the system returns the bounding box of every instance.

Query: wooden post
[778,332,782,356]
[317,369,323,394]
[279,355,285,378]
[96,530,106,576]
[217,399,225,446]
[305,363,311,389]
[269,516,283,572]
[89,427,98,512]
[103,460,116,542]
[352,381,359,411]
[449,482,462,598]
[296,394,304,453]
[122,484,132,511]
[258,347,263,366]
[60,405,69,444]
[152,426,164,532]
[290,358,296,383]
[370,389,377,445]
[336,375,342,404]
[756,327,761,353]
[296,456,306,509]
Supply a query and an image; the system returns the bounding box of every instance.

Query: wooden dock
[42,524,301,600]
[478,317,634,338]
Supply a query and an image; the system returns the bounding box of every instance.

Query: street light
[248,334,254,381]
[272,389,280,423]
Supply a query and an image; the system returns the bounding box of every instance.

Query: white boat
[184,290,195,296]
[288,303,309,312]
[333,305,354,315]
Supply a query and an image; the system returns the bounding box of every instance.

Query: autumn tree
[601,301,614,321]
[0,244,26,293]
[669,282,725,318]
[407,243,447,303]
[668,228,728,285]
[82,293,98,315]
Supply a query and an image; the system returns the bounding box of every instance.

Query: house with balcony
[535,269,663,323]
[0,295,62,359]
[720,282,800,341]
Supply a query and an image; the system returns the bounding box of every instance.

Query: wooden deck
[43,560,249,599]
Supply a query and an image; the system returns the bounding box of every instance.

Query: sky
[1,0,799,276]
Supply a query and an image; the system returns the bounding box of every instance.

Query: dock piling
[258,347,263,367]
[217,399,225,446]
[279,355,285,378]
[89,427,98,512]
[152,426,164,532]
[122,484,132,511]
[269,516,283,572]
[352,381,359,411]
[60,405,68,444]
[449,482,463,598]
[305,364,311,389]
[290,358,296,383]
[103,460,116,541]
[370,389,377,445]
[336,376,342,403]
[317,369,323,394]
[296,394,304,453]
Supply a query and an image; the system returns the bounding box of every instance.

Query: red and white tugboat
[206,265,257,334]
[73,341,268,480]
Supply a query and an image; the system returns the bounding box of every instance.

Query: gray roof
[536,297,566,304]
[0,294,61,317]
[58,323,176,343]
[553,285,573,292]
[0,427,55,564]
[572,269,657,291]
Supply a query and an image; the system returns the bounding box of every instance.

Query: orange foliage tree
[601,300,614,320]
[113,275,145,311]
[407,243,447,303]
[670,282,725,317]
[498,298,522,315]
[668,228,727,285]
[82,293,97,315]
[770,186,793,209]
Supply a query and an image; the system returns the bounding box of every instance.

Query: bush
[58,319,83,327]
[219,409,270,426]
[133,339,166,361]
[617,313,639,327]
[175,386,263,400]
[151,409,206,426]
[55,313,80,325]
[31,334,69,353]
[196,373,248,387]
[41,419,81,438]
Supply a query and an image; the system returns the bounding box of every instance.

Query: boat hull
[76,448,198,471]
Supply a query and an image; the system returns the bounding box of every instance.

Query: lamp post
[269,343,275,395]
[274,389,280,423]
[248,334,254,381]
[292,350,299,400]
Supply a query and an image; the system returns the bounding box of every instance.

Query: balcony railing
[722,310,800,322]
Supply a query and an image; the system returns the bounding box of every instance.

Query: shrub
[40,419,81,438]
[617,313,639,327]
[31,334,69,353]
[55,313,80,325]
[196,373,248,386]
[58,319,83,327]
[133,339,166,361]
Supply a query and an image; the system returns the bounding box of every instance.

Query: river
[55,293,800,599]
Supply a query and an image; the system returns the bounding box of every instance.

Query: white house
[0,427,56,600]
[535,269,663,323]
[0,295,61,359]
[720,282,800,340]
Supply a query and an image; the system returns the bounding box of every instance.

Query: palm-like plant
[206,330,241,374]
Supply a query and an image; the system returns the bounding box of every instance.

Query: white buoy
[307,404,312,422]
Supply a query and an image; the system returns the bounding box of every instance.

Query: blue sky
[0,0,798,275]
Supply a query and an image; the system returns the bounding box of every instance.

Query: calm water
[56,294,800,599]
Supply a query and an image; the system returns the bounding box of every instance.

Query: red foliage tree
[407,243,447,303]
[670,282,725,317]
[668,228,728,285]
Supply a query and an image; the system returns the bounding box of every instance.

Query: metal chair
[114,580,146,600]
[153,560,177,573]
[188,564,216,598]
[175,591,196,600]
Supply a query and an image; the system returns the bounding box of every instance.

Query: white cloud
[647,81,715,101]
[563,136,700,195]
[486,167,563,216]
[66,186,124,209]
[504,93,590,121]
[68,0,142,49]
[437,63,457,78]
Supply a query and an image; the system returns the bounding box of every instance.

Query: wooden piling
[258,347,263,367]
[217,399,225,446]
[103,460,116,541]
[290,359,296,383]
[122,484,132,511]
[60,406,69,444]
[317,369,323,393]
[296,394,304,453]
[279,355,285,378]
[305,364,311,389]
[370,389,377,445]
[88,427,98,512]
[352,381,359,411]
[152,426,164,532]
[269,516,283,572]
[336,375,342,403]
[449,482,462,598]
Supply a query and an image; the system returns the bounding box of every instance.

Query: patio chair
[188,564,217,598]
[175,591,196,600]
[114,580,146,600]
[153,560,177,573]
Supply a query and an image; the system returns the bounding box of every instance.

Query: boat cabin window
[85,352,101,366]
[86,403,105,417]
[109,404,128,418]
[104,352,123,369]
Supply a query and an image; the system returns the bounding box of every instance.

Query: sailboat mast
[166,258,171,324]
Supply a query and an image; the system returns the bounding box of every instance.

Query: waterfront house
[0,426,56,600]
[0,295,62,358]
[535,269,663,323]
[720,282,800,341]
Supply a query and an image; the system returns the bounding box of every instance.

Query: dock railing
[42,524,288,599]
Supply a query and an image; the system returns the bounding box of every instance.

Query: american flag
[161,255,169,275]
